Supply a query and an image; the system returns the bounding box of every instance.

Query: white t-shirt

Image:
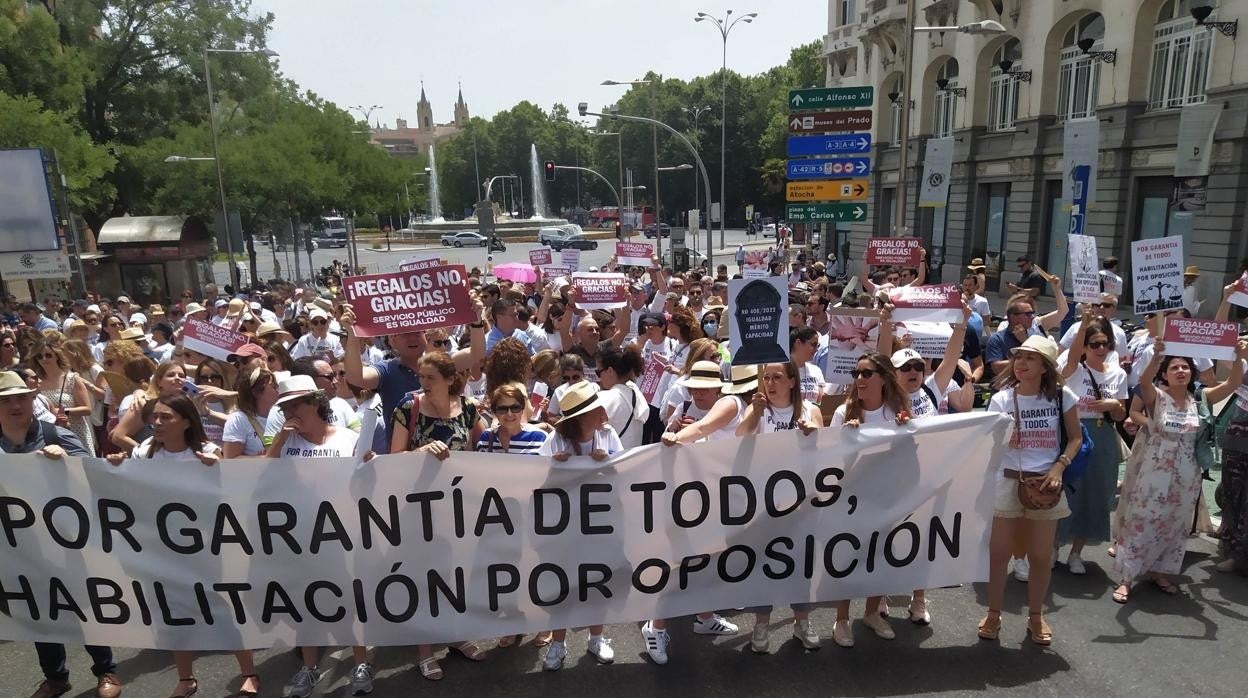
[264,396,356,443]
[987,386,1080,474]
[829,403,899,428]
[465,375,488,406]
[709,395,746,441]
[967,294,991,323]
[278,427,358,458]
[132,438,222,460]
[598,382,648,450]
[758,401,815,433]
[359,344,386,366]
[538,425,624,457]
[799,362,827,404]
[1099,270,1124,296]
[1058,358,1128,419]
[222,411,266,456]
[908,374,956,418]
[1128,340,1213,390]
[1058,320,1127,352]
[290,332,344,360]
[545,381,600,419]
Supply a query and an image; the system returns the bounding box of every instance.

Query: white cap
[308,307,329,320]
[890,348,925,368]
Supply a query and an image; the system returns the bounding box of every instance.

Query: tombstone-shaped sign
[729,276,790,366]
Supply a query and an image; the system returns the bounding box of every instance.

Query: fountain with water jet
[529,144,549,220]
[427,144,444,222]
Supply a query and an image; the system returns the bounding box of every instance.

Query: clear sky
[252,0,828,126]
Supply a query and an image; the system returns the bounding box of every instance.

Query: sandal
[1152,576,1179,595]
[418,656,443,681]
[236,674,260,698]
[496,634,521,648]
[450,640,488,661]
[169,676,198,698]
[1112,584,1130,604]
[977,611,1001,641]
[1026,612,1052,646]
[533,630,553,647]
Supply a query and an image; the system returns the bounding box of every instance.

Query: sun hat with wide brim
[256,321,293,341]
[0,371,36,396]
[1183,265,1201,277]
[183,302,206,315]
[1009,335,1059,367]
[554,381,605,425]
[275,374,319,406]
[967,257,986,270]
[681,360,726,390]
[117,327,146,341]
[722,364,759,395]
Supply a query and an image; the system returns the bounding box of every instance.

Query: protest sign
[865,237,923,267]
[1228,270,1248,309]
[616,241,653,267]
[637,354,668,403]
[0,413,1007,650]
[529,248,553,267]
[1163,317,1240,361]
[560,248,581,271]
[743,249,771,279]
[821,308,881,384]
[729,276,789,365]
[542,265,571,279]
[1131,237,1185,314]
[887,284,962,323]
[182,317,248,361]
[1068,234,1100,304]
[896,321,954,359]
[399,255,448,271]
[572,272,628,310]
[341,261,475,337]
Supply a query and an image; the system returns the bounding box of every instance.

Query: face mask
[703,321,719,337]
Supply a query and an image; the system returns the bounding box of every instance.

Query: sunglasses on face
[1095,303,1116,309]
[1087,341,1110,349]
[317,373,336,381]
[199,374,224,383]
[899,361,925,373]
[431,339,451,348]
[310,319,328,326]
[492,403,525,414]
[1008,310,1036,317]
[563,373,583,382]
[850,369,878,380]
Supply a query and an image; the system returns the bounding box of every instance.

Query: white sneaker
[793,619,821,649]
[543,640,567,671]
[288,665,321,698]
[862,613,895,640]
[350,662,374,695]
[641,621,670,665]
[693,614,739,635]
[1067,551,1087,575]
[587,635,614,664]
[750,623,769,654]
[1014,557,1031,582]
[832,619,854,648]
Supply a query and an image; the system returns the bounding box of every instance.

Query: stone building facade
[369,84,470,158]
[821,0,1248,313]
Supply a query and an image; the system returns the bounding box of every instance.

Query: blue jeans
[35,643,116,681]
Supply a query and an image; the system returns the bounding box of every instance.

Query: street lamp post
[696,9,756,250]
[554,165,623,215]
[658,163,695,258]
[204,46,278,289]
[589,130,624,234]
[682,105,711,225]
[579,103,715,270]
[893,18,1006,235]
[601,79,659,254]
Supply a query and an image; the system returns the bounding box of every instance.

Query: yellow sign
[785,179,870,202]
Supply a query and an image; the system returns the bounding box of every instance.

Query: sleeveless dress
[1113,390,1201,580]
[41,371,96,456]
[393,395,480,453]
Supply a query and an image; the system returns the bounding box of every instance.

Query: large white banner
[0,414,1009,651]
[918,137,954,208]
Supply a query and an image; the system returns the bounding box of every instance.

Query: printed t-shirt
[279,427,359,458]
[987,386,1079,474]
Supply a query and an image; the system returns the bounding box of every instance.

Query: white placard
[1068,234,1100,304]
[918,138,953,208]
[1130,237,1185,314]
[560,248,581,271]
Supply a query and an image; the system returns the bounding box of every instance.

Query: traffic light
[544,160,555,182]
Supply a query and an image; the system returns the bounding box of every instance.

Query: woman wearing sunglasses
[191,359,233,446]
[222,367,279,458]
[1,330,19,368]
[90,313,128,363]
[982,335,1081,646]
[475,384,547,456]
[28,338,97,456]
[543,354,597,424]
[735,360,824,654]
[828,352,912,647]
[1054,312,1127,576]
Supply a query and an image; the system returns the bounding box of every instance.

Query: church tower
[417,82,433,132]
[454,83,470,127]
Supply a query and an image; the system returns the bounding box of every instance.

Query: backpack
[1055,393,1094,490]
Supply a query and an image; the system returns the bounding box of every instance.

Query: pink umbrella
[493,262,538,283]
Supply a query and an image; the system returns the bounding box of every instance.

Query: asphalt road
[3,540,1245,697]
[217,228,789,286]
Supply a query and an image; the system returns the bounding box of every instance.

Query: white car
[441,231,489,247]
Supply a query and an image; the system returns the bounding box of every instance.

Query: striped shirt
[475,424,549,455]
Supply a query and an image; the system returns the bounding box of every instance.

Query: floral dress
[1113,390,1201,580]
[41,371,96,456]
[392,394,479,453]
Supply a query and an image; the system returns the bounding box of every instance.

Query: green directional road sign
[785,202,869,223]
[788,86,874,110]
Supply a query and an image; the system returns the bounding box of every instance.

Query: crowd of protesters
[3,249,1247,698]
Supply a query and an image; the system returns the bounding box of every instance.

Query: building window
[988,39,1022,132]
[1148,1,1213,110]
[838,0,856,26]
[886,75,903,146]
[1057,14,1104,122]
[934,59,959,139]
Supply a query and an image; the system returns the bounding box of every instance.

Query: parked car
[550,233,598,251]
[538,227,571,246]
[559,223,584,237]
[643,223,672,239]
[440,231,505,251]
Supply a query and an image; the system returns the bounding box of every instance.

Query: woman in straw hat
[981,335,1082,646]
[1112,336,1246,602]
[533,381,620,670]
